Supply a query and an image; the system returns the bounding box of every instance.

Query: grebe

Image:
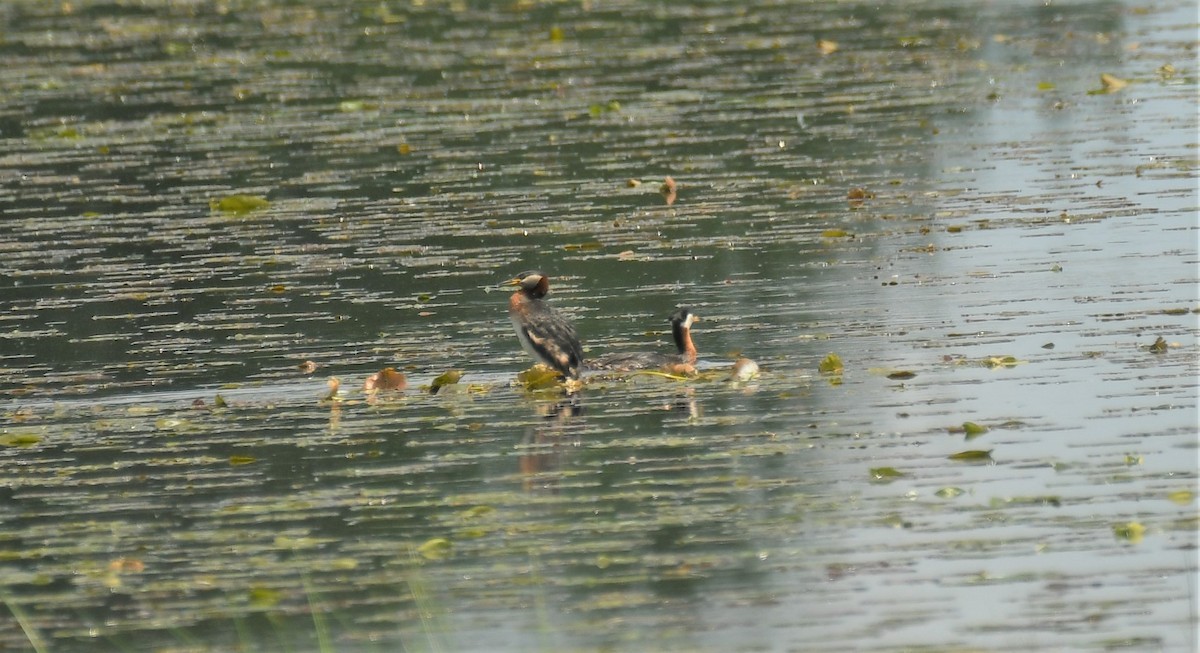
[503,271,583,380]
[588,307,699,374]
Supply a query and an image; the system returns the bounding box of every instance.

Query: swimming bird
[588,307,699,374]
[504,271,583,380]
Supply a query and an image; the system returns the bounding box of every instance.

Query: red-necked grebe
[588,307,699,374]
[503,271,583,380]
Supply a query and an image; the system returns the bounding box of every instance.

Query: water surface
[0,1,1196,651]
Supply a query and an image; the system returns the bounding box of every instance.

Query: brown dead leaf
[660,176,677,206]
[364,367,407,392]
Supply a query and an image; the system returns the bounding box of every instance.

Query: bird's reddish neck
[673,322,697,363]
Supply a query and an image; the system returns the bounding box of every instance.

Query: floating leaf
[982,355,1023,368]
[818,353,844,374]
[816,39,838,55]
[248,587,283,608]
[1098,73,1128,92]
[321,377,341,401]
[887,370,916,380]
[1036,81,1056,91]
[213,393,228,408]
[107,558,145,573]
[962,421,989,439]
[416,537,452,560]
[821,228,852,238]
[935,487,965,499]
[1124,454,1143,466]
[1167,490,1193,505]
[517,365,560,391]
[1148,336,1167,354]
[229,455,256,466]
[548,26,565,42]
[458,506,494,520]
[364,367,407,392]
[660,176,677,206]
[846,187,872,207]
[869,467,905,480]
[1112,521,1145,543]
[430,369,464,395]
[948,449,993,461]
[211,194,269,214]
[0,432,42,447]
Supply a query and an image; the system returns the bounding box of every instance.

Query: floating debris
[364,367,408,392]
[660,176,677,206]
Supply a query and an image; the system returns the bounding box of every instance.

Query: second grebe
[587,307,699,374]
[503,271,584,380]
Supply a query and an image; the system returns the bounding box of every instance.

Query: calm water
[0,1,1196,651]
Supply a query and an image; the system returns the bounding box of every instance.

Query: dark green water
[0,1,1196,651]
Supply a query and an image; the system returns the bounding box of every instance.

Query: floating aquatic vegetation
[821,229,853,238]
[1092,73,1129,94]
[429,370,464,395]
[660,176,678,206]
[953,421,988,440]
[869,467,905,481]
[981,356,1023,369]
[1112,522,1145,543]
[211,194,270,214]
[516,365,561,391]
[0,432,42,447]
[818,353,843,374]
[947,449,993,462]
[417,537,452,561]
[364,368,407,393]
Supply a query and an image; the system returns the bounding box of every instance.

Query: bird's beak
[501,277,521,288]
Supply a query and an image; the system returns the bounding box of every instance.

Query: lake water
[0,1,1196,651]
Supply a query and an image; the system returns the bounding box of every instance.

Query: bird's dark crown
[509,270,550,297]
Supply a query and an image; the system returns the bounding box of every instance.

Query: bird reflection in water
[517,396,584,492]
